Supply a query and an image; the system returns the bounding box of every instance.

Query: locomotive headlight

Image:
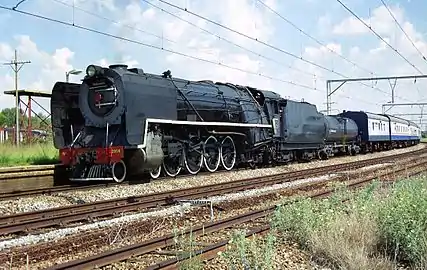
[86,65,97,77]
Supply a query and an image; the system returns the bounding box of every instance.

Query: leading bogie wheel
[112,160,127,183]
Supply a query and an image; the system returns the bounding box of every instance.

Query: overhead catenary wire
[51,0,176,44]
[12,0,28,10]
[155,0,415,102]
[256,0,415,103]
[55,0,402,103]
[379,0,427,62]
[54,0,319,79]
[335,0,424,75]
[257,0,376,76]
[0,4,382,107]
[0,4,316,92]
[142,0,328,79]
[157,0,360,78]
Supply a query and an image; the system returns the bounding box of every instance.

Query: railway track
[0,148,425,236]
[45,158,427,270]
[0,164,64,198]
[0,144,425,200]
[0,181,121,200]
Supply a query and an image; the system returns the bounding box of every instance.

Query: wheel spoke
[220,136,236,171]
[184,141,203,175]
[163,151,182,177]
[149,165,162,179]
[203,136,220,172]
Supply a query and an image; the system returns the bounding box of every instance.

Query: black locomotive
[50,64,416,183]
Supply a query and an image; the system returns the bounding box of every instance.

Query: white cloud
[106,0,277,91]
[298,4,427,119]
[96,56,139,68]
[332,6,403,36]
[0,35,77,111]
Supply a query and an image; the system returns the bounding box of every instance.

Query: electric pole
[2,49,31,147]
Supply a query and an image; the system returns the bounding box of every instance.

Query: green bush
[163,176,427,269]
[220,230,276,270]
[377,177,427,266]
[269,177,427,269]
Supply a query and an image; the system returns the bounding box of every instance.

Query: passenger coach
[381,114,421,147]
[338,111,390,152]
[339,110,421,152]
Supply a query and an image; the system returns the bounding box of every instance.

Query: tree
[0,112,6,126]
[0,107,51,130]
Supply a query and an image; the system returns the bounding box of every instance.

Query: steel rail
[0,148,424,235]
[0,182,122,200]
[0,144,425,200]
[0,149,423,236]
[46,158,427,270]
[0,166,249,200]
[147,162,427,270]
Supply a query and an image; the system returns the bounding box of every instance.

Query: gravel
[0,203,193,251]
[1,160,414,269]
[206,236,330,270]
[340,163,393,173]
[0,144,424,216]
[0,169,383,251]
[207,174,337,203]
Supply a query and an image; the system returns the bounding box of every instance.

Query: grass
[0,143,59,167]
[172,224,204,270]
[213,176,427,270]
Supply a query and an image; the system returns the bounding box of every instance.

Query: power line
[257,0,375,76]
[0,4,383,107]
[55,0,319,80]
[52,0,399,106]
[2,49,31,147]
[157,0,353,78]
[0,4,316,92]
[143,0,321,79]
[335,0,424,75]
[155,0,414,102]
[51,0,176,44]
[12,0,28,10]
[379,0,427,62]
[50,0,404,106]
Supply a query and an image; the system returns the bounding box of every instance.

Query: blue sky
[0,0,427,126]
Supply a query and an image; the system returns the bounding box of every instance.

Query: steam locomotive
[50,64,421,183]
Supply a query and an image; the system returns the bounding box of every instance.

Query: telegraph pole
[3,50,31,147]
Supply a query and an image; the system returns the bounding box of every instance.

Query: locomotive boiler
[52,64,276,182]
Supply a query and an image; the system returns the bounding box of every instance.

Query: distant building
[0,126,48,143]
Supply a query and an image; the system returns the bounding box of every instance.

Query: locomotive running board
[69,177,115,181]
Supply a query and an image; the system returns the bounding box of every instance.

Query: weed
[270,177,427,269]
[0,143,58,167]
[220,230,277,270]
